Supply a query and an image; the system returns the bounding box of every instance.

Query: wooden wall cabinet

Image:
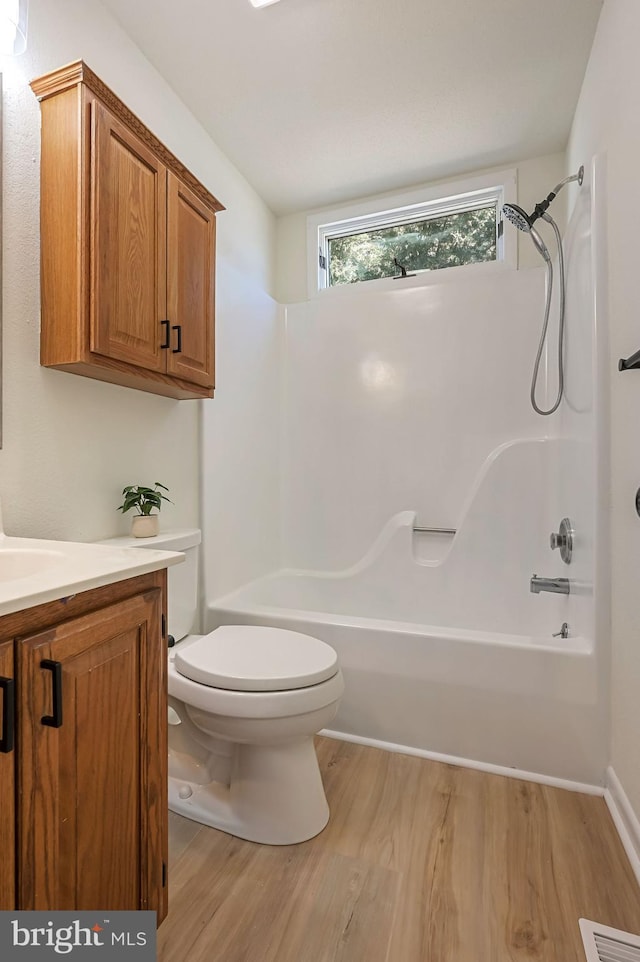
[0,571,168,920]
[31,62,224,400]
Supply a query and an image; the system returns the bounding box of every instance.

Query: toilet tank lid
[97,528,202,552]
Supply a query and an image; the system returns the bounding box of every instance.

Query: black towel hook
[618,348,640,371]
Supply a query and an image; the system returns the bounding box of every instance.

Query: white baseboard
[320,729,604,796]
[605,766,640,887]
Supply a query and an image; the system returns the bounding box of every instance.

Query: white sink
[0,533,184,616]
[0,548,66,582]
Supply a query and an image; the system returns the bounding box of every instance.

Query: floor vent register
[580,918,640,962]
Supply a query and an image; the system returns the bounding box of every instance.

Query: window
[327,204,497,286]
[308,170,516,295]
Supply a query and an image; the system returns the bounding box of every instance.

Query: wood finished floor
[159,737,640,962]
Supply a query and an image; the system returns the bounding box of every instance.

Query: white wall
[568,0,640,820]
[0,0,279,577]
[275,152,567,304]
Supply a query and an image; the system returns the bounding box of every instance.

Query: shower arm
[530,166,584,226]
[550,167,584,195]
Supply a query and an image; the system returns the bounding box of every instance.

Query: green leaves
[328,207,497,286]
[117,482,173,516]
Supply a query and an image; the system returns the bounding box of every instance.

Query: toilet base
[168,735,330,845]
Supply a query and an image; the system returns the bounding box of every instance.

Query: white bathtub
[208,590,602,787]
[208,439,606,788]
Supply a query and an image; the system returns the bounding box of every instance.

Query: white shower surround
[220,439,576,635]
[206,157,607,788]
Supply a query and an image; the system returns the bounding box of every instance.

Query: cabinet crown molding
[31,60,225,215]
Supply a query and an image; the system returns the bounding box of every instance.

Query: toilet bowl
[168,625,344,844]
[98,529,343,845]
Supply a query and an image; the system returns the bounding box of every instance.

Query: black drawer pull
[41,660,63,728]
[0,676,14,753]
[172,324,182,354]
[160,319,170,349]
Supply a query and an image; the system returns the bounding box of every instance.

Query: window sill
[309,257,514,302]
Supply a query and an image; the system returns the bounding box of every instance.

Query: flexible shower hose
[530,215,565,416]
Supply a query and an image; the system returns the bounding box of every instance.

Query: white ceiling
[99,0,603,215]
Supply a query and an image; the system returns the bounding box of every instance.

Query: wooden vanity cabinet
[0,571,168,919]
[0,639,15,910]
[31,61,223,400]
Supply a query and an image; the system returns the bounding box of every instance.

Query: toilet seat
[174,625,339,692]
[169,653,344,719]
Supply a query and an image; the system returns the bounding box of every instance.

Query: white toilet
[101,529,344,845]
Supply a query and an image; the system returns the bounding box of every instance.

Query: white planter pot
[131,514,159,538]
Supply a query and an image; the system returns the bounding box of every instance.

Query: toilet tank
[98,528,201,641]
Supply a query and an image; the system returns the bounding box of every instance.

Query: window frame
[307,168,517,298]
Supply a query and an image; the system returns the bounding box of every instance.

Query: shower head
[502,167,584,266]
[502,203,533,233]
[502,202,551,262]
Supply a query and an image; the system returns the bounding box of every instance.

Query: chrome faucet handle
[552,622,569,639]
[549,518,573,564]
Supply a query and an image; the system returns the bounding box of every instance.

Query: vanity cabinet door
[166,172,216,388]
[16,590,167,917]
[0,640,15,910]
[91,100,168,373]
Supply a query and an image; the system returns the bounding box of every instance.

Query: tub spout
[530,574,570,595]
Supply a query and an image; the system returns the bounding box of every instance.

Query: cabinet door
[91,100,167,373]
[17,590,167,915]
[166,172,216,388]
[0,640,15,909]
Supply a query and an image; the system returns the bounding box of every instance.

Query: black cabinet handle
[160,319,170,349]
[0,677,14,753]
[41,660,63,728]
[172,324,182,354]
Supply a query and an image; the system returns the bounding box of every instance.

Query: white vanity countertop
[0,534,184,617]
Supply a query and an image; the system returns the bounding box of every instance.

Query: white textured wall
[0,0,278,567]
[568,0,640,819]
[200,277,282,600]
[275,152,567,304]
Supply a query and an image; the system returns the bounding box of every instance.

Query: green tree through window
[327,206,497,286]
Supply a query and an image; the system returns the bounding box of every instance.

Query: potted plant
[117,482,172,538]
